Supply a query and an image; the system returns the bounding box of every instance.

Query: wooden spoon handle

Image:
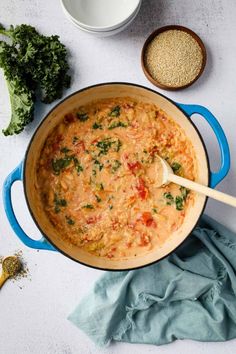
[0,273,9,289]
[168,173,236,208]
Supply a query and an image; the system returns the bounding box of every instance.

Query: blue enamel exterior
[2,102,230,251]
[2,161,56,251]
[177,103,230,188]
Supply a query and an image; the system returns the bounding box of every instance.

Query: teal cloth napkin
[68,215,236,347]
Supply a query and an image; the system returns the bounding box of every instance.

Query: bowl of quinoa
[141,25,207,90]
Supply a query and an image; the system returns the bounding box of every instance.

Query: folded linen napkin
[68,215,236,347]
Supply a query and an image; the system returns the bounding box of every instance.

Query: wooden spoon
[155,156,236,208]
[0,256,22,289]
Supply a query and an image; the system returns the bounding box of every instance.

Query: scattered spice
[145,29,204,88]
[0,250,30,285]
[2,256,21,276]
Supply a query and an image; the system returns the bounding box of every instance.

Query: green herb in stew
[54,194,67,213]
[96,183,104,191]
[164,189,188,211]
[172,162,181,173]
[96,138,113,155]
[111,160,121,173]
[77,112,89,121]
[82,204,94,209]
[94,159,104,171]
[180,186,190,200]
[95,138,122,155]
[163,192,174,205]
[73,157,83,174]
[92,122,103,130]
[95,195,102,203]
[175,196,184,210]
[60,147,71,154]
[108,121,128,130]
[114,139,122,152]
[72,136,78,144]
[52,156,73,175]
[108,105,120,117]
[65,216,75,225]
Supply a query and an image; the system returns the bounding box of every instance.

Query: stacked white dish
[60,0,142,37]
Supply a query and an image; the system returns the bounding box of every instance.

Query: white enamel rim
[60,0,142,31]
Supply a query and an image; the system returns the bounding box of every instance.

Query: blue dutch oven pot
[2,83,230,270]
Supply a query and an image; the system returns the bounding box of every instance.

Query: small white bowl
[61,0,141,32]
[62,0,141,37]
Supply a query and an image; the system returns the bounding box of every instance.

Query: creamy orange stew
[37,98,196,259]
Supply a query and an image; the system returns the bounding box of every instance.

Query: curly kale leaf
[0,24,71,103]
[0,41,34,135]
[27,34,71,103]
[0,23,71,135]
[3,79,34,136]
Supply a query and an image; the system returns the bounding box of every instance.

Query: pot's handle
[2,161,56,251]
[177,103,230,188]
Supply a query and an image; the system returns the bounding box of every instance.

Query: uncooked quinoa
[145,29,204,88]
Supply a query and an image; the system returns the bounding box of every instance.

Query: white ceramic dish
[61,0,141,32]
[63,1,141,37]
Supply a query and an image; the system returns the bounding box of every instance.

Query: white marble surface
[0,0,236,353]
